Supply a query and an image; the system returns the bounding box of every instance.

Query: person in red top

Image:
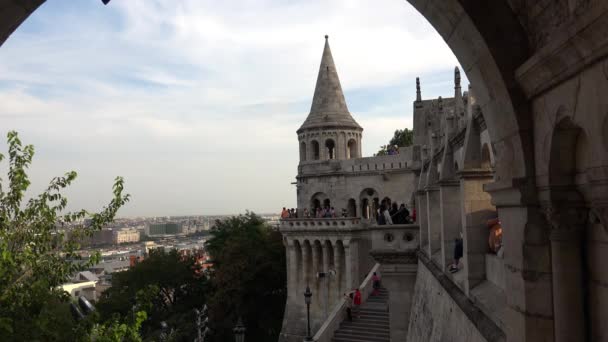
[353,288,362,319]
[281,207,289,219]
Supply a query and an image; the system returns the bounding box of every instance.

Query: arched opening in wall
[361,198,370,219]
[548,117,596,341]
[310,192,328,216]
[481,143,492,169]
[347,199,356,217]
[335,240,346,292]
[359,188,378,220]
[300,142,307,162]
[372,198,380,221]
[347,139,357,159]
[323,198,331,209]
[311,140,320,160]
[325,139,336,160]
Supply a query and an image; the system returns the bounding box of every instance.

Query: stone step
[341,320,389,329]
[334,329,390,338]
[338,323,390,334]
[332,335,390,342]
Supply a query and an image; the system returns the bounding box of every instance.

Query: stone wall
[407,253,505,342]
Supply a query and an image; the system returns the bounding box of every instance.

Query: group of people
[343,272,381,321]
[281,206,346,219]
[376,200,412,225]
[280,207,299,219]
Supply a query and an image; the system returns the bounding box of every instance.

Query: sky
[0,0,468,217]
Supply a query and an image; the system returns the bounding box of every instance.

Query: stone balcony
[279,217,365,232]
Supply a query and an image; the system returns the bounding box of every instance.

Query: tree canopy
[96,249,208,341]
[376,128,414,156]
[0,131,131,341]
[205,212,286,342]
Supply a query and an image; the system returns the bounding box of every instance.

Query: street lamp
[233,317,246,342]
[304,286,313,341]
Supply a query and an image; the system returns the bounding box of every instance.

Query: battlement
[279,217,365,232]
[298,147,420,177]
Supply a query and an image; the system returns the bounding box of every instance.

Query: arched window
[347,199,357,217]
[325,139,336,160]
[300,142,307,162]
[347,139,357,159]
[311,140,320,160]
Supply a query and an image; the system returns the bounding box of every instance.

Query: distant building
[145,222,182,236]
[113,228,140,244]
[60,271,99,301]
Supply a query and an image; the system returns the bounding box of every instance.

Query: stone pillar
[416,190,429,255]
[322,242,333,314]
[545,206,587,342]
[344,243,353,290]
[458,170,494,294]
[426,186,441,264]
[333,242,342,295]
[311,241,321,313]
[370,250,418,342]
[485,182,555,342]
[439,179,462,271]
[302,242,310,287]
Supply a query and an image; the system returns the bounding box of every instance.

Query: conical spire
[298,35,361,133]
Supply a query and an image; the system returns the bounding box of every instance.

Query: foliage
[376,128,414,156]
[205,212,286,342]
[90,311,147,342]
[96,249,208,341]
[0,131,130,341]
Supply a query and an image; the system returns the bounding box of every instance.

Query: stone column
[545,206,587,342]
[485,182,554,342]
[426,186,441,264]
[321,243,332,316]
[344,243,353,290]
[458,170,494,294]
[370,250,418,342]
[302,242,310,287]
[439,179,462,271]
[416,190,429,255]
[311,241,321,312]
[333,242,342,296]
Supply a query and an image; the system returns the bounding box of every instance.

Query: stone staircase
[332,288,390,342]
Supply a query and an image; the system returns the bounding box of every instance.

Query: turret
[297,36,363,162]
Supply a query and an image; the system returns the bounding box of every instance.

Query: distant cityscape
[59,213,280,303]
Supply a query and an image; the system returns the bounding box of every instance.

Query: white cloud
[0,0,466,216]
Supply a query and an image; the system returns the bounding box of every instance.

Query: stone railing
[312,263,381,342]
[279,217,364,231]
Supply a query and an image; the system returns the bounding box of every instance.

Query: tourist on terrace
[372,272,381,295]
[343,291,354,321]
[330,207,336,217]
[382,204,393,225]
[281,207,289,219]
[449,232,464,273]
[353,288,362,319]
[315,207,322,218]
[341,208,347,217]
[303,208,310,218]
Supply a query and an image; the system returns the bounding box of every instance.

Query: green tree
[376,128,414,155]
[96,249,208,341]
[0,131,130,341]
[205,212,286,342]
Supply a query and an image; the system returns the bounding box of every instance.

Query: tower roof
[298,36,362,133]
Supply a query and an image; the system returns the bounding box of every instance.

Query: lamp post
[304,286,313,341]
[233,317,246,342]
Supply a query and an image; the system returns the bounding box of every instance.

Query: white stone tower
[297,35,363,163]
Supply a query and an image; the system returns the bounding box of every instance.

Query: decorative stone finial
[416,77,421,102]
[455,66,461,88]
[325,35,329,40]
[438,96,443,111]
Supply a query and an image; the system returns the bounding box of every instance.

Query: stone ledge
[418,251,506,342]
